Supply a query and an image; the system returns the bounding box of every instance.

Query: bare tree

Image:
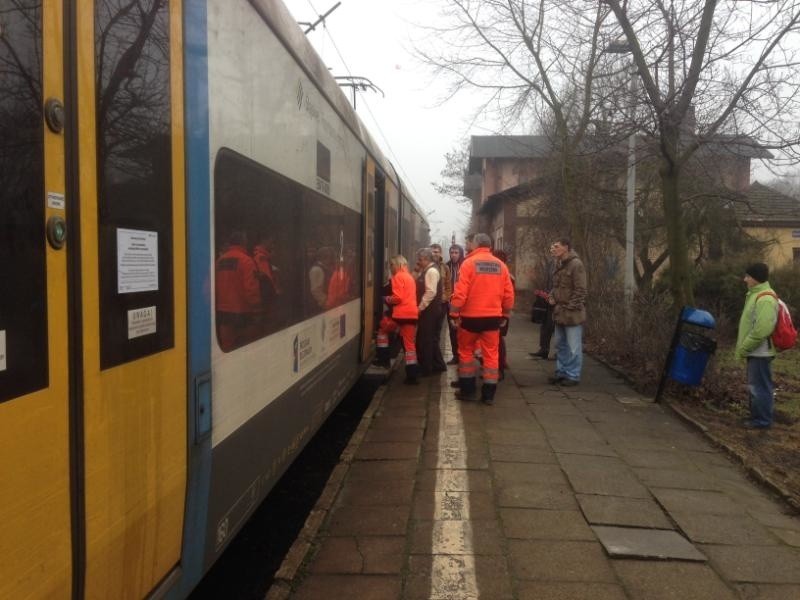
[416,0,617,253]
[603,0,800,305]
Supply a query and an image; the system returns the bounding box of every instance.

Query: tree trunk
[660,160,694,307]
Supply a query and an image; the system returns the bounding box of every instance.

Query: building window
[793,247,800,264]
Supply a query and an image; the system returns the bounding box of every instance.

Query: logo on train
[296,81,304,110]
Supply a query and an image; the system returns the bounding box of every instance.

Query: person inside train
[307,245,334,313]
[215,230,262,351]
[325,231,351,309]
[415,247,447,376]
[374,255,420,384]
[253,234,282,312]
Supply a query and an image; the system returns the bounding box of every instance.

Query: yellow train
[0,0,428,597]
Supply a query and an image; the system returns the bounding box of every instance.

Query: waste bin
[655,306,716,402]
[668,330,717,386]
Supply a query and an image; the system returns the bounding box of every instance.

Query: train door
[361,158,376,361]
[76,1,188,598]
[0,2,73,597]
[373,171,387,326]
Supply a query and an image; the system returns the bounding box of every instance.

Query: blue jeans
[747,357,774,427]
[554,323,583,382]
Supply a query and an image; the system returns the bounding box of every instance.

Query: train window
[0,2,47,403]
[95,0,174,369]
[214,148,360,353]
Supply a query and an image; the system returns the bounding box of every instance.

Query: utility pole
[297,2,341,34]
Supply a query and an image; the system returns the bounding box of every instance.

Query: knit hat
[745,262,769,283]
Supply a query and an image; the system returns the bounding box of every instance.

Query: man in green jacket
[735,262,779,429]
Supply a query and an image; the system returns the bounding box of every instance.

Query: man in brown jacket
[547,238,587,386]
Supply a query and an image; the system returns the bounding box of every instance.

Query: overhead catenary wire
[301,0,423,202]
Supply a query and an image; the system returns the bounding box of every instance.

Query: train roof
[249,0,428,221]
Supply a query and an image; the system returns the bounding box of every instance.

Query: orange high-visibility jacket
[450,247,515,318]
[386,267,419,320]
[215,245,261,314]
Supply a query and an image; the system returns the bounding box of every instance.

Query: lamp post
[607,42,637,327]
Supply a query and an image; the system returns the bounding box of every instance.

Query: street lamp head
[606,40,632,54]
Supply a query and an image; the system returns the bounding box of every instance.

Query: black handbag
[531,294,549,324]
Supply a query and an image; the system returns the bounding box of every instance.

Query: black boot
[404,364,419,385]
[372,346,390,368]
[455,377,476,401]
[481,383,497,405]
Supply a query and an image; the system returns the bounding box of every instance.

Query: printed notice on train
[117,228,158,293]
[127,306,157,339]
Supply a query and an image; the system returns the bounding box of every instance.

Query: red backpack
[756,291,798,351]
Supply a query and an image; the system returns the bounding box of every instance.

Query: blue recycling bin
[656,307,717,401]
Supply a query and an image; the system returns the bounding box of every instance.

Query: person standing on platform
[736,262,779,429]
[547,238,587,387]
[415,247,447,376]
[449,233,515,405]
[492,249,515,381]
[446,244,465,364]
[530,243,557,359]
[374,255,420,384]
[431,243,452,362]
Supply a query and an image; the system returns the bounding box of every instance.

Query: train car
[0,0,429,598]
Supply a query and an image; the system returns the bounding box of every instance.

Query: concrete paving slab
[669,512,781,545]
[700,544,800,583]
[576,494,674,530]
[326,505,410,537]
[736,583,800,599]
[337,479,415,506]
[612,561,737,600]
[486,429,550,447]
[592,525,706,561]
[558,463,650,498]
[488,444,558,464]
[615,448,695,469]
[410,520,505,555]
[500,508,595,540]
[291,574,401,600]
[421,449,489,470]
[412,491,497,521]
[346,459,417,482]
[632,466,725,492]
[496,482,579,510]
[363,426,423,443]
[492,461,568,486]
[404,555,513,600]
[354,441,421,461]
[309,536,405,574]
[416,469,493,493]
[508,540,618,582]
[517,581,628,600]
[769,527,800,547]
[651,488,746,516]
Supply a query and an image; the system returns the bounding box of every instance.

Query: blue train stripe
[168,0,212,596]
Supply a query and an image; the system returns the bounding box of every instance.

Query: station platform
[269,315,800,600]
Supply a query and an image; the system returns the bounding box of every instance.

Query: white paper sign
[47,192,65,210]
[0,330,6,371]
[127,306,157,339]
[117,228,158,293]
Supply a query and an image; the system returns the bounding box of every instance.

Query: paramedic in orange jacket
[449,233,515,404]
[216,231,262,351]
[374,255,420,384]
